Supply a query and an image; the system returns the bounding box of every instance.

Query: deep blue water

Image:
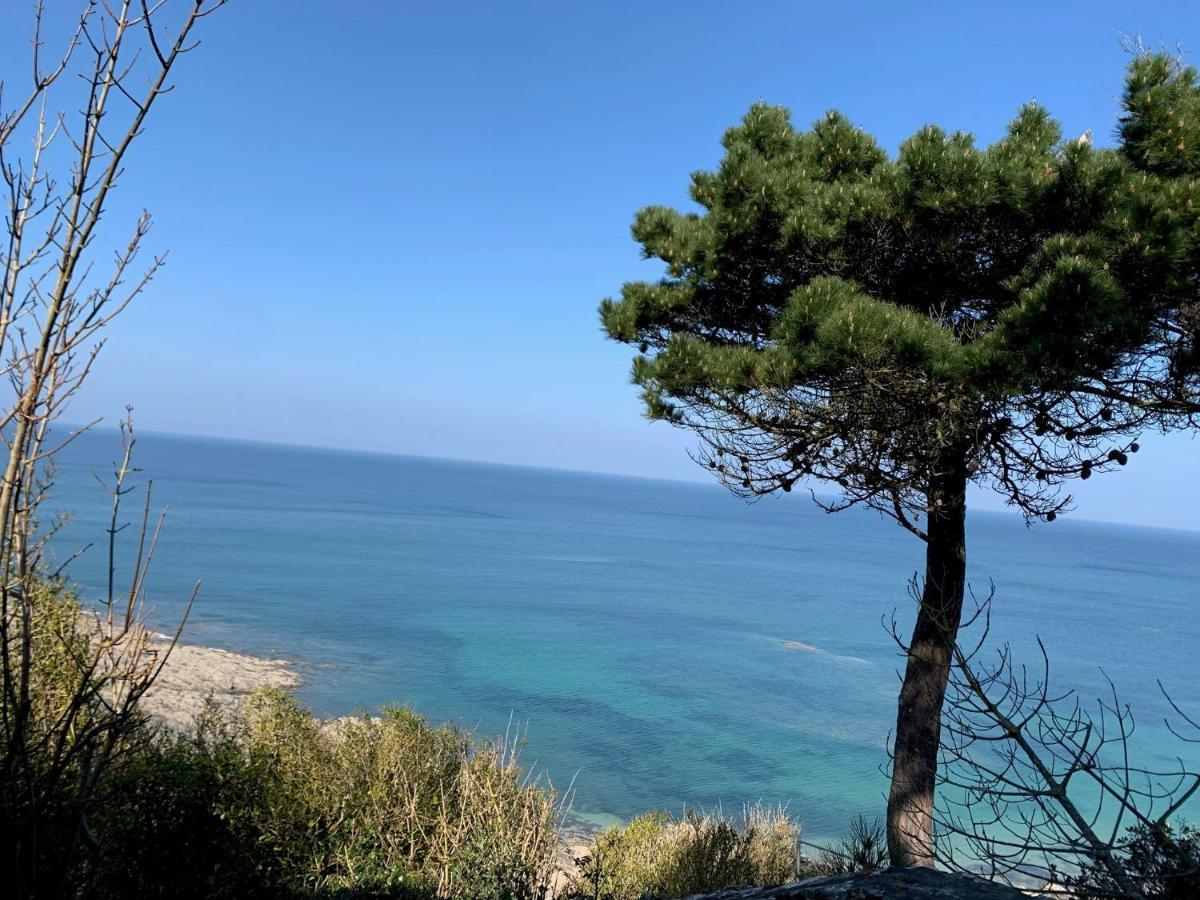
[44,429,1200,840]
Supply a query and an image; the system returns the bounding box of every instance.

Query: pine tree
[600,53,1199,867]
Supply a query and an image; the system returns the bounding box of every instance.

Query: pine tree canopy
[601,53,1200,528]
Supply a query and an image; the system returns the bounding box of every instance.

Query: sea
[43,428,1200,842]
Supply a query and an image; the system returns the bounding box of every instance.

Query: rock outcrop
[685,867,1029,899]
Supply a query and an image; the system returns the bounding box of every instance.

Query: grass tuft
[568,804,801,899]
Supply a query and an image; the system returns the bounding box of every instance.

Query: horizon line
[61,420,1200,537]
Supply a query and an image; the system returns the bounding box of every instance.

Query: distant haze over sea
[47,428,1200,839]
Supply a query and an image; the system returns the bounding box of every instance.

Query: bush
[813,816,888,876]
[86,703,277,899]
[85,690,563,899]
[1067,822,1200,900]
[570,805,800,899]
[1,581,140,895]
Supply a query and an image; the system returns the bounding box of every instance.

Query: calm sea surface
[46,429,1200,840]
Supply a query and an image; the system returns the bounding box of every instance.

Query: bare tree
[0,2,229,895]
[905,588,1200,898]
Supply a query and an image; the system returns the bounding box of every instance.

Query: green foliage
[5,586,561,898]
[83,691,562,899]
[1,581,124,893]
[569,805,800,899]
[600,51,1200,518]
[1121,54,1200,177]
[813,816,888,876]
[4,581,103,753]
[18,582,91,721]
[1068,823,1200,900]
[86,704,279,899]
[611,82,1195,393]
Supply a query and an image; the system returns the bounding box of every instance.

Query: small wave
[443,508,507,520]
[779,638,872,665]
[529,554,612,564]
[781,639,819,652]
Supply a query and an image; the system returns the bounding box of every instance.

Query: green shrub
[741,804,804,886]
[813,816,887,876]
[85,689,562,899]
[575,810,671,899]
[86,702,278,899]
[570,805,800,899]
[1067,822,1200,900]
[1,581,132,895]
[9,586,562,898]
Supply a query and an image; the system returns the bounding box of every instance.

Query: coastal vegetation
[1070,824,1200,899]
[2,582,815,900]
[9,581,1200,898]
[570,806,801,899]
[2,2,1198,898]
[600,47,1200,866]
[90,691,563,898]
[6,583,561,898]
[0,577,862,899]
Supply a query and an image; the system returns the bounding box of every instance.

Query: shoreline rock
[684,867,1028,899]
[140,634,301,730]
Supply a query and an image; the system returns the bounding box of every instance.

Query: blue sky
[2,1,1198,529]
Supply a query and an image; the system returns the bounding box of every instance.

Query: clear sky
[2,1,1198,529]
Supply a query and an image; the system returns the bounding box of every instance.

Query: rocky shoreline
[140,633,301,730]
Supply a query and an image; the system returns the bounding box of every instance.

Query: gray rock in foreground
[685,866,1030,899]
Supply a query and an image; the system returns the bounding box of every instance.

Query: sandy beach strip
[140,634,301,730]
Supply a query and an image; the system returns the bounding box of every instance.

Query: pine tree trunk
[886,453,969,867]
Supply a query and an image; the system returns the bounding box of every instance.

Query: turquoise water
[45,429,1200,841]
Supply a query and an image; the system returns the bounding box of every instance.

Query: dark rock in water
[684,866,1028,899]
